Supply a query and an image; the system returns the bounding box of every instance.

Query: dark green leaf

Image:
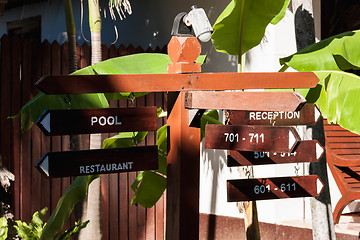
[40,175,98,240]
[271,0,290,24]
[200,110,221,140]
[212,0,286,56]
[102,132,147,149]
[130,171,166,208]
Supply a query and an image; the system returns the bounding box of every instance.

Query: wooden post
[166,36,201,239]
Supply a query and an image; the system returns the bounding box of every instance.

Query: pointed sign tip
[316,142,324,160]
[314,105,321,123]
[36,155,49,177]
[289,130,297,151]
[317,177,324,195]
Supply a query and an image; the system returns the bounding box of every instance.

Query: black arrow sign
[227,175,324,201]
[36,107,158,136]
[35,146,158,178]
[227,140,324,166]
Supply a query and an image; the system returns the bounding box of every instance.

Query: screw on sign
[205,124,300,153]
[227,140,324,166]
[227,175,324,201]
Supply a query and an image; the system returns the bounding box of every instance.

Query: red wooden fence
[0,34,167,239]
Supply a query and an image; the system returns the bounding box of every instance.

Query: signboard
[227,140,324,166]
[35,146,158,178]
[227,104,321,126]
[185,91,306,112]
[35,72,319,94]
[227,175,324,201]
[205,125,300,153]
[36,107,158,136]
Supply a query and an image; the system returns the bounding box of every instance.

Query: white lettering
[106,164,111,171]
[122,163,128,170]
[128,162,133,169]
[249,112,255,120]
[107,116,115,125]
[99,116,106,126]
[80,166,85,174]
[91,117,98,126]
[112,163,117,171]
[100,165,106,172]
[118,163,122,170]
[115,116,122,125]
[261,112,267,120]
[95,164,100,171]
[294,111,300,119]
[256,112,261,120]
[86,165,90,174]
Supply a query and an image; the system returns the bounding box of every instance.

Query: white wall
[199,3,335,225]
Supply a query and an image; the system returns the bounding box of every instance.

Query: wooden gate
[0,34,167,239]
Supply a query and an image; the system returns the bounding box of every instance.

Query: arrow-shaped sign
[228,103,321,126]
[227,140,324,166]
[227,175,324,201]
[35,72,319,94]
[36,107,158,136]
[205,125,300,153]
[185,91,306,112]
[35,146,158,178]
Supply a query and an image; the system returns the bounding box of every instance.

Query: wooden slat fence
[0,34,167,239]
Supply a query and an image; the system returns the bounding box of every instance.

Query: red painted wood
[228,104,320,126]
[0,37,170,239]
[30,40,42,219]
[118,98,129,240]
[0,35,11,172]
[41,40,51,219]
[185,91,306,112]
[60,41,71,232]
[137,96,147,240]
[205,125,300,153]
[227,175,323,201]
[155,92,165,240]
[21,39,33,223]
[11,37,22,220]
[35,72,319,94]
[146,93,156,240]
[128,171,138,240]
[324,119,360,224]
[50,41,62,214]
[227,140,324,166]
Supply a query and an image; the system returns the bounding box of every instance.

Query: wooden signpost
[228,103,321,126]
[36,107,158,136]
[205,125,300,153]
[35,146,158,178]
[185,91,306,112]
[33,36,323,240]
[227,140,324,166]
[35,72,320,94]
[227,175,324,201]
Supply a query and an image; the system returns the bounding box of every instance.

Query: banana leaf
[280,30,360,71]
[40,175,97,240]
[211,0,287,56]
[297,71,360,135]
